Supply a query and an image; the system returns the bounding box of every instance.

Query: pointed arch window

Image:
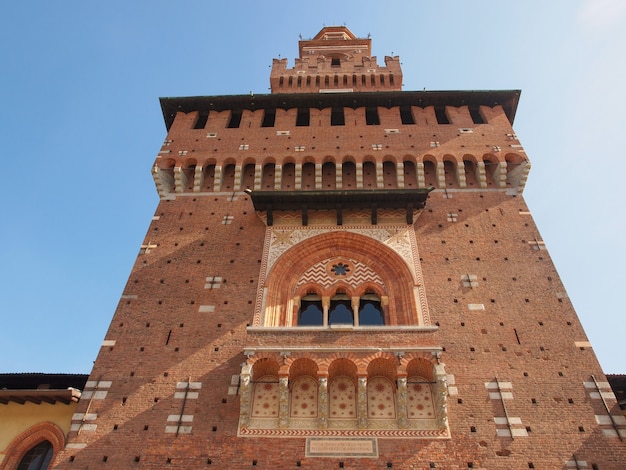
[359,292,384,326]
[17,440,54,470]
[329,293,353,326]
[298,293,323,326]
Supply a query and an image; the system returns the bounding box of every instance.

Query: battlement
[271,26,401,93]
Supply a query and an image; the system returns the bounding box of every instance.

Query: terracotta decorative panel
[367,377,396,419]
[290,376,318,418]
[407,376,435,420]
[251,376,279,418]
[329,376,357,419]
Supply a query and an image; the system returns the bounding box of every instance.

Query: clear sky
[1,1,624,374]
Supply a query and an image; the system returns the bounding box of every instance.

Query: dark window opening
[362,75,366,85]
[359,293,384,326]
[331,58,340,66]
[261,109,276,127]
[390,74,395,86]
[324,76,330,87]
[331,107,345,126]
[333,75,339,86]
[316,76,320,87]
[18,440,54,470]
[288,76,293,87]
[400,106,415,125]
[469,106,485,124]
[329,295,353,326]
[365,107,380,125]
[298,294,323,326]
[296,108,310,126]
[434,107,450,124]
[279,77,284,88]
[227,110,242,128]
[194,111,209,129]
[380,74,385,85]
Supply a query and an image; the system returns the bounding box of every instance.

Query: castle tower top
[270,26,402,93]
[298,26,371,61]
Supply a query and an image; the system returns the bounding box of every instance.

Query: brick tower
[56,27,626,469]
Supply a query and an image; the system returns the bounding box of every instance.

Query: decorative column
[357,376,368,429]
[433,363,449,430]
[351,297,360,327]
[381,296,389,324]
[322,296,330,327]
[291,296,300,327]
[396,376,409,429]
[278,376,289,428]
[239,363,252,427]
[318,377,328,429]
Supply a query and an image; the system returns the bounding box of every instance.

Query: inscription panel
[305,437,378,458]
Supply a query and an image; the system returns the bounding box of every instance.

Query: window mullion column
[322,296,330,327]
[352,296,360,327]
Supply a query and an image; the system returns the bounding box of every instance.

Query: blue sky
[1,1,624,374]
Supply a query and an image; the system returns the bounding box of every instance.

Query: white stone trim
[584,381,610,389]
[485,381,512,390]
[167,414,193,422]
[165,425,192,434]
[176,381,202,389]
[468,304,484,311]
[565,461,588,468]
